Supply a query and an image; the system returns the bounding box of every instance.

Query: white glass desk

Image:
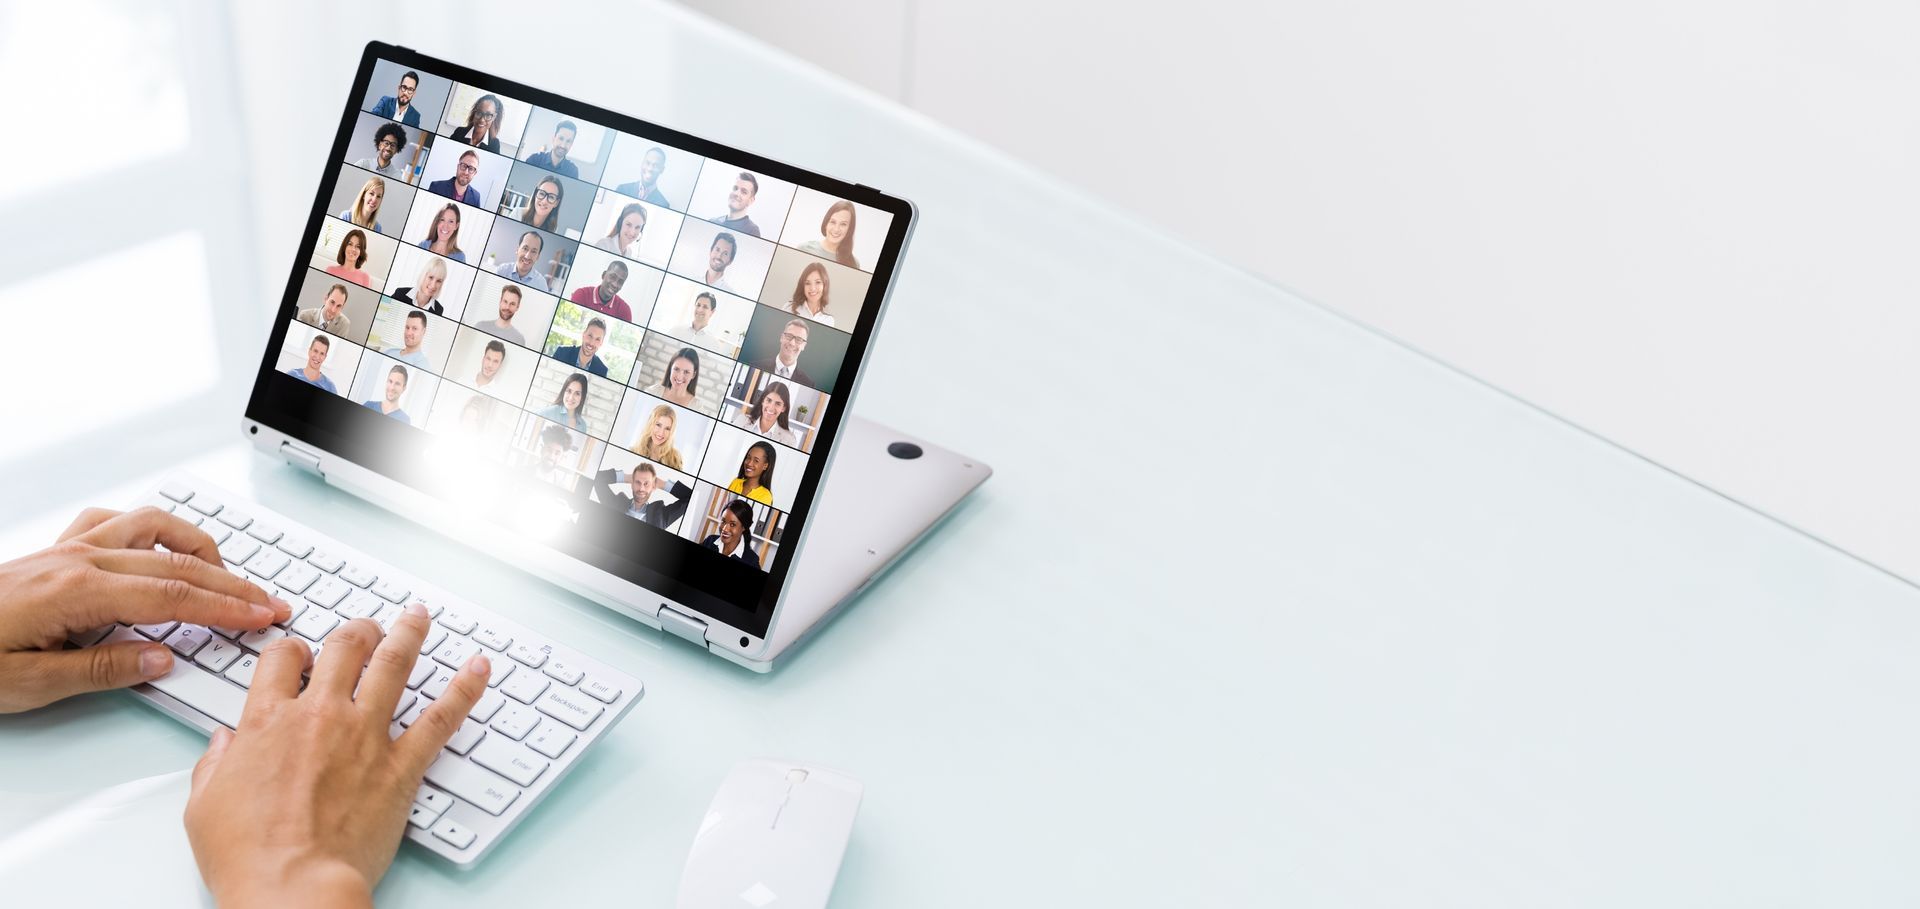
[5,6,1920,905]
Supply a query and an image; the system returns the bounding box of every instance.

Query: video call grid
[282,61,884,569]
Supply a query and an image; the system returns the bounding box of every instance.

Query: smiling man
[550,318,610,378]
[355,123,410,183]
[473,339,507,390]
[370,70,421,127]
[428,150,482,207]
[569,260,631,321]
[475,284,526,345]
[361,365,412,424]
[286,334,338,393]
[749,318,813,387]
[711,171,761,238]
[525,120,579,179]
[497,230,550,292]
[701,233,737,292]
[298,283,353,335]
[382,311,431,370]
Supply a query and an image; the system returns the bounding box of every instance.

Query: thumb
[10,642,172,708]
[191,726,234,792]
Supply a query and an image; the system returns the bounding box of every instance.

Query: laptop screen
[246,44,912,641]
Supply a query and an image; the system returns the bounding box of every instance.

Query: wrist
[209,854,372,909]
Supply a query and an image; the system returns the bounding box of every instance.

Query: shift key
[423,753,521,816]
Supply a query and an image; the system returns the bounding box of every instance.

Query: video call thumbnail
[274,56,899,584]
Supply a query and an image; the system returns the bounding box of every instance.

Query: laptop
[73,41,989,864]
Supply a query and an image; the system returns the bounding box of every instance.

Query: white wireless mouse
[676,758,864,909]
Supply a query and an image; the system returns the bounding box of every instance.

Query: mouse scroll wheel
[786,768,809,784]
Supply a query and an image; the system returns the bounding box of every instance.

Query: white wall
[682,0,1920,582]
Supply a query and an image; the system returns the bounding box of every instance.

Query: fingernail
[270,596,293,620]
[405,602,427,618]
[141,647,172,679]
[252,605,277,624]
[464,654,490,676]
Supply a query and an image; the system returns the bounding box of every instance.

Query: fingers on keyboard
[309,618,382,698]
[87,572,276,634]
[399,653,491,774]
[357,606,431,722]
[78,506,223,567]
[243,637,313,717]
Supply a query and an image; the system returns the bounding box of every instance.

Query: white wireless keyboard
[67,473,643,867]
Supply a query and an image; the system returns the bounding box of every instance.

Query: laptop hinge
[278,442,325,478]
[656,605,709,645]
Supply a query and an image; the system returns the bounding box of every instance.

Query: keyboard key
[273,600,308,629]
[207,625,244,640]
[535,688,604,731]
[204,524,232,546]
[143,496,175,513]
[431,637,480,670]
[416,786,454,816]
[193,639,243,673]
[418,625,448,655]
[490,704,539,740]
[158,481,195,503]
[446,719,487,755]
[340,564,376,588]
[372,577,410,604]
[486,659,515,689]
[187,495,224,516]
[243,549,290,581]
[506,642,547,668]
[420,665,458,699]
[307,550,344,573]
[499,669,549,705]
[423,754,520,817]
[411,597,445,619]
[291,610,340,641]
[407,659,436,689]
[468,690,505,723]
[239,625,290,653]
[541,658,583,686]
[341,593,384,619]
[224,654,261,688]
[470,736,550,786]
[247,522,283,545]
[181,512,206,527]
[389,691,417,721]
[276,535,312,559]
[526,719,577,759]
[472,625,512,652]
[164,625,211,657]
[398,694,430,727]
[373,604,403,629]
[430,817,478,848]
[216,535,259,566]
[581,677,621,703]
[217,509,253,531]
[274,562,320,596]
[407,804,437,829]
[437,610,477,635]
[305,576,350,609]
[134,621,179,640]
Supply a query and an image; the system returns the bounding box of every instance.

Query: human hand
[0,507,289,713]
[185,607,490,907]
